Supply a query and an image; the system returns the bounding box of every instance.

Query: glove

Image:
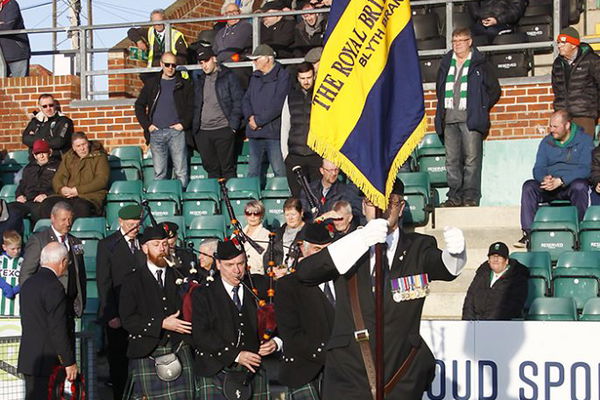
[0,278,15,299]
[443,226,465,255]
[12,285,20,296]
[361,219,389,247]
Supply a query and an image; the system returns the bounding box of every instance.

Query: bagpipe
[48,366,86,400]
[292,165,320,217]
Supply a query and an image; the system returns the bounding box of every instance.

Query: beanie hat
[557,27,580,46]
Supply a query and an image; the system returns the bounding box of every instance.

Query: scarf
[444,52,471,111]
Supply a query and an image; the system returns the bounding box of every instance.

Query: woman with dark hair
[263,197,305,273]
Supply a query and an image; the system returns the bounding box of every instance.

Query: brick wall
[0,75,554,152]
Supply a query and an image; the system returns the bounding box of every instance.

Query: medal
[390,273,430,302]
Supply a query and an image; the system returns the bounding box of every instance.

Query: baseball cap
[197,46,215,62]
[32,139,50,154]
[488,242,509,259]
[248,44,276,59]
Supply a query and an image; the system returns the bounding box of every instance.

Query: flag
[309,0,426,209]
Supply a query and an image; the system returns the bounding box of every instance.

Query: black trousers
[9,201,44,224]
[194,126,236,179]
[24,374,50,400]
[39,196,97,220]
[106,325,129,400]
[285,153,322,198]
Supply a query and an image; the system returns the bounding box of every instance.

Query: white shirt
[146,260,166,285]
[369,228,399,275]
[490,267,510,287]
[51,226,70,251]
[319,281,336,301]
[120,228,139,251]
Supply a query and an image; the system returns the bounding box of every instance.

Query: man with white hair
[213,2,253,63]
[18,242,78,399]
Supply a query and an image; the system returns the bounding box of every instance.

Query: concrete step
[418,206,520,229]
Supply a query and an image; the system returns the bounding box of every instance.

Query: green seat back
[261,177,291,199]
[6,150,29,166]
[556,251,600,269]
[226,177,260,200]
[553,276,599,310]
[236,163,250,178]
[580,298,600,321]
[183,179,220,204]
[221,199,248,223]
[578,220,600,251]
[190,165,209,180]
[72,217,107,238]
[526,297,577,321]
[262,198,286,230]
[110,146,142,163]
[0,184,17,203]
[183,201,218,226]
[583,206,600,222]
[106,200,140,227]
[525,278,547,311]
[398,173,432,226]
[84,280,99,315]
[533,205,579,226]
[188,215,226,232]
[33,218,52,233]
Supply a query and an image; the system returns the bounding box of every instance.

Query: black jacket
[0,1,30,63]
[462,259,529,320]
[286,83,316,157]
[96,230,145,324]
[119,264,190,358]
[297,231,458,399]
[435,47,501,137]
[275,271,334,388]
[552,43,600,119]
[22,112,74,160]
[468,0,528,25]
[18,268,75,376]
[260,18,295,58]
[191,65,244,133]
[263,223,303,267]
[292,17,326,57]
[590,146,600,187]
[134,72,195,144]
[300,179,364,222]
[15,159,59,200]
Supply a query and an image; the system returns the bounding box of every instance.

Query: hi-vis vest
[147,28,187,67]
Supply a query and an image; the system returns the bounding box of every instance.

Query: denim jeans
[6,59,29,77]
[149,128,189,187]
[444,122,483,204]
[247,138,286,177]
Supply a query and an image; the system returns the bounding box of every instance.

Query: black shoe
[440,199,461,208]
[514,234,529,248]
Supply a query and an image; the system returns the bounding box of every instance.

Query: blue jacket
[0,1,30,63]
[242,62,291,140]
[533,124,594,185]
[191,65,244,133]
[434,47,501,137]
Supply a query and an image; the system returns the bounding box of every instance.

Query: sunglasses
[41,104,55,109]
[245,211,262,216]
[163,63,177,68]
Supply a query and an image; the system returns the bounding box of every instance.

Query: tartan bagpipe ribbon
[309,0,427,209]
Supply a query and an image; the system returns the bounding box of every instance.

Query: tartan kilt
[126,344,195,400]
[288,375,322,400]
[195,365,269,400]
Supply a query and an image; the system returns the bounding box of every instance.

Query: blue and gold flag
[309,0,426,209]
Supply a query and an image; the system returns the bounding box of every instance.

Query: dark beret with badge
[215,238,245,260]
[161,222,179,239]
[301,222,335,245]
[118,204,143,220]
[140,225,169,245]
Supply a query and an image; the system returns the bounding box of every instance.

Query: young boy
[0,230,23,316]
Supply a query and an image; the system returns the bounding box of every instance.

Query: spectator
[40,132,109,219]
[22,94,74,161]
[213,3,253,63]
[18,242,77,400]
[462,242,529,320]
[161,221,196,276]
[304,46,322,74]
[327,200,358,238]
[241,200,271,274]
[135,52,193,188]
[264,197,304,267]
[552,27,600,138]
[292,1,326,57]
[435,27,501,207]
[281,62,322,198]
[468,0,528,44]
[0,0,30,77]
[243,44,290,178]
[260,0,295,59]
[222,0,256,14]
[96,204,144,400]
[20,201,87,322]
[119,226,195,400]
[299,159,363,221]
[127,8,188,68]
[0,230,22,316]
[197,238,218,282]
[0,140,58,233]
[516,110,593,247]
[191,47,244,179]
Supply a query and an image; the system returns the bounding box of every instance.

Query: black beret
[118,204,143,220]
[161,222,179,239]
[140,225,169,245]
[301,222,334,245]
[215,238,245,260]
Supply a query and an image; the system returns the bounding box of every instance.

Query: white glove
[361,219,388,247]
[443,226,465,255]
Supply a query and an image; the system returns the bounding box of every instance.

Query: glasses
[225,10,240,15]
[245,211,262,216]
[41,103,55,109]
[163,63,177,68]
[452,38,470,44]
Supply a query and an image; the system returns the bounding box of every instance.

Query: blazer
[296,230,459,399]
[275,272,335,388]
[96,230,144,324]
[20,228,87,317]
[18,268,75,376]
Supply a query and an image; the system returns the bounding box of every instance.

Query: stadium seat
[106,180,144,225]
[22,219,32,242]
[186,215,227,248]
[261,177,291,199]
[84,255,97,279]
[553,251,600,310]
[236,140,250,164]
[226,177,261,200]
[526,297,577,321]
[398,172,432,226]
[109,146,143,183]
[221,198,250,226]
[525,278,548,311]
[190,164,209,181]
[72,217,107,240]
[517,14,552,43]
[419,57,442,83]
[190,150,203,167]
[144,180,183,217]
[417,37,445,51]
[579,298,600,321]
[0,184,17,203]
[415,134,447,187]
[182,179,221,224]
[511,251,553,309]
[236,163,250,178]
[33,218,51,233]
[412,13,440,41]
[0,151,28,185]
[529,206,579,262]
[489,33,532,78]
[142,158,155,189]
[578,206,600,251]
[262,198,286,230]
[85,280,99,316]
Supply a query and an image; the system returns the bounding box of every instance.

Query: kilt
[288,375,322,400]
[196,365,269,400]
[126,343,195,400]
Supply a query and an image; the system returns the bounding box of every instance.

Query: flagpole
[375,208,384,400]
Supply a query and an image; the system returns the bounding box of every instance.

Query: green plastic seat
[144,180,183,216]
[108,180,143,202]
[556,251,600,269]
[262,198,286,230]
[578,207,600,251]
[109,146,143,183]
[185,231,225,250]
[510,251,552,282]
[261,177,291,199]
[529,206,579,262]
[5,150,29,166]
[525,278,547,311]
[226,177,260,200]
[526,297,577,321]
[84,280,99,316]
[190,151,203,166]
[143,165,155,189]
[398,172,432,226]
[183,179,220,204]
[236,163,250,178]
[188,215,227,232]
[583,206,600,222]
[106,200,141,227]
[236,140,250,164]
[0,184,17,203]
[72,217,107,240]
[415,134,447,186]
[22,219,32,242]
[189,165,209,181]
[110,146,142,164]
[186,216,227,247]
[183,201,218,226]
[220,199,248,225]
[33,218,52,232]
[579,298,600,321]
[84,256,97,279]
[553,276,599,311]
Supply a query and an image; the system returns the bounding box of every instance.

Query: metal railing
[0,332,97,399]
[0,0,589,101]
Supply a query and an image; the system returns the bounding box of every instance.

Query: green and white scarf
[444,52,471,110]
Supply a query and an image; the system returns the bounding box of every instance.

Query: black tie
[323,282,336,307]
[232,286,242,311]
[156,269,164,288]
[129,239,136,254]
